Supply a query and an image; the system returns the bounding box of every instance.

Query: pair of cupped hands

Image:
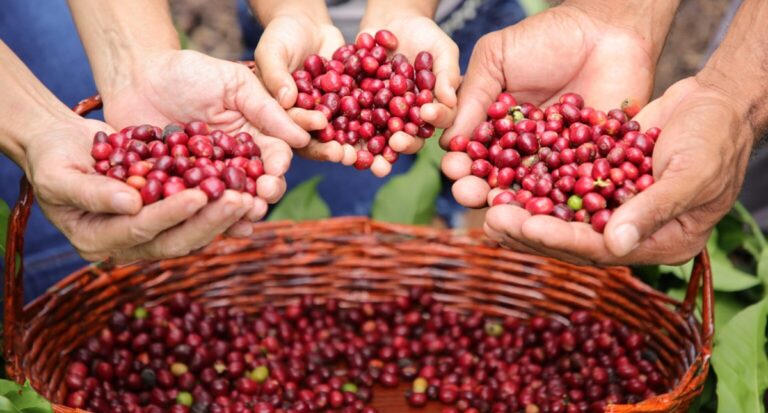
[29,6,751,265]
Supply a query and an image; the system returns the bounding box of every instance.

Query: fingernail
[277,86,289,104]
[613,223,640,256]
[112,192,138,214]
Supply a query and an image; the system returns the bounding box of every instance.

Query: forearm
[697,0,768,138]
[362,0,440,25]
[249,0,332,25]
[0,41,79,168]
[564,0,681,60]
[66,0,179,97]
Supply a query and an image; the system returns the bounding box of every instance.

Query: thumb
[441,34,504,148]
[236,65,311,148]
[50,170,142,215]
[254,42,298,109]
[604,169,700,257]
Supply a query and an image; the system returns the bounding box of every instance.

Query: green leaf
[519,0,550,15]
[0,380,18,395]
[0,381,52,413]
[371,159,441,225]
[0,198,9,255]
[417,130,444,169]
[717,215,747,254]
[714,292,754,331]
[712,298,768,413]
[661,231,760,292]
[731,202,767,249]
[0,396,21,413]
[758,249,768,285]
[267,176,330,222]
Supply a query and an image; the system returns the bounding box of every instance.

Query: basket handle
[681,250,715,351]
[2,95,104,383]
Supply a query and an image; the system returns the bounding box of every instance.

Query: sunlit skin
[252,0,460,176]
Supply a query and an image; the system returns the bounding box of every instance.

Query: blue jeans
[0,0,527,302]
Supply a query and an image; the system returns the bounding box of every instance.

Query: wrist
[361,2,435,29]
[2,107,81,172]
[562,0,680,59]
[697,64,768,142]
[95,44,179,103]
[253,1,332,26]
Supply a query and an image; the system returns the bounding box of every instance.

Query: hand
[484,77,753,265]
[442,5,656,207]
[253,14,352,168]
[101,49,302,228]
[358,12,461,176]
[22,117,258,263]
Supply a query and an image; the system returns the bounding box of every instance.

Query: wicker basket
[3,95,714,413]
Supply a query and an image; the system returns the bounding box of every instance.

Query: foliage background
[1,1,766,411]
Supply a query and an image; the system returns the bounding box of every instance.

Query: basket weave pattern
[3,94,713,413]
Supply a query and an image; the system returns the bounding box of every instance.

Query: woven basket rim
[2,80,715,413]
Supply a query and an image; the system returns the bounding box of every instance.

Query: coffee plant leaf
[372,158,441,225]
[268,176,330,222]
[712,297,768,413]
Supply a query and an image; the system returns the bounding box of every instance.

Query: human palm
[443,5,656,206]
[357,15,461,175]
[254,15,350,166]
[101,49,299,219]
[23,117,254,263]
[484,77,753,265]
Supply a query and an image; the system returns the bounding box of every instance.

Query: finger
[256,175,287,204]
[442,34,504,148]
[296,141,345,163]
[254,41,298,108]
[237,66,311,148]
[253,135,292,176]
[115,191,251,262]
[318,26,347,57]
[432,41,461,108]
[451,176,490,208]
[485,204,592,263]
[515,210,614,263]
[440,151,472,180]
[484,222,544,256]
[603,171,701,258]
[288,108,328,131]
[43,170,143,215]
[420,102,457,129]
[370,156,393,177]
[517,215,603,265]
[341,145,357,166]
[389,131,423,154]
[486,188,505,205]
[245,197,269,221]
[74,189,208,254]
[226,220,255,237]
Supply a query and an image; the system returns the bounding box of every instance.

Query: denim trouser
[0,0,527,303]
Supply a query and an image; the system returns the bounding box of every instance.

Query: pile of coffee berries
[291,30,437,170]
[64,289,668,413]
[448,93,659,232]
[91,121,264,204]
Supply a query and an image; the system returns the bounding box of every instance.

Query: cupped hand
[442,5,656,207]
[356,13,461,175]
[253,14,352,168]
[484,77,753,265]
[23,117,257,263]
[101,49,300,228]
